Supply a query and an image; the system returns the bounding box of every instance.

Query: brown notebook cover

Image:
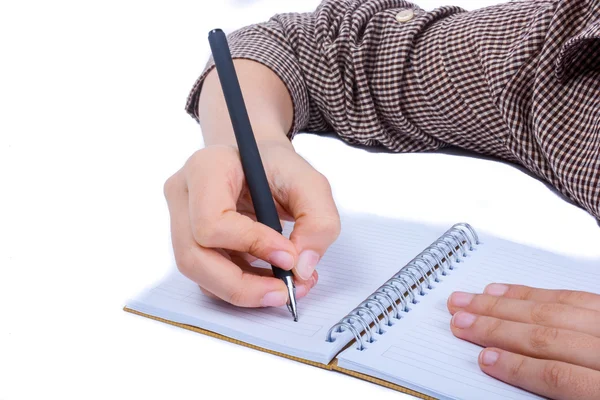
[124,306,435,400]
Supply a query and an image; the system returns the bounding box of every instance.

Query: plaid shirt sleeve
[185,0,600,219]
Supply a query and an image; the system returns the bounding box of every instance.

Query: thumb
[286,169,341,280]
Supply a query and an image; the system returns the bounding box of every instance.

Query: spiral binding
[325,223,480,350]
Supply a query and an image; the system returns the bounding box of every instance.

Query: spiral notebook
[125,213,599,400]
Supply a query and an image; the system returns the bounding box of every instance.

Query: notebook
[125,213,600,400]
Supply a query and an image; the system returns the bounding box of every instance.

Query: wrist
[202,123,292,149]
[198,59,294,150]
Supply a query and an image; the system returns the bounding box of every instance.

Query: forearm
[198,59,294,149]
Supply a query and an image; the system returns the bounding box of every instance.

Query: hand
[447,284,600,399]
[163,141,340,308]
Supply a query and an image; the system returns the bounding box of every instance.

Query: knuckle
[530,303,556,324]
[557,290,571,304]
[318,172,333,191]
[310,170,334,194]
[182,150,205,176]
[509,357,527,381]
[542,363,571,390]
[192,218,219,247]
[234,218,265,255]
[228,274,255,306]
[186,147,238,180]
[530,326,559,351]
[186,148,206,166]
[485,295,503,315]
[483,318,504,343]
[519,286,535,300]
[163,173,180,198]
[324,215,342,238]
[174,248,197,277]
[557,290,586,304]
[313,171,336,198]
[244,230,264,256]
[228,288,248,307]
[313,216,342,242]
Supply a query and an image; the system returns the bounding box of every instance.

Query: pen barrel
[208,29,283,233]
[272,267,290,280]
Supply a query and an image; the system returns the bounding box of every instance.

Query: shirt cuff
[184,24,310,139]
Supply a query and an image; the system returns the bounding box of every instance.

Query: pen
[207,28,299,322]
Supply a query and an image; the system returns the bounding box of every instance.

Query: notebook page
[127,214,447,365]
[336,232,599,400]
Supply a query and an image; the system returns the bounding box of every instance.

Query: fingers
[477,348,600,400]
[278,160,341,280]
[447,292,600,337]
[184,148,297,271]
[450,311,600,371]
[198,264,318,301]
[294,270,319,299]
[447,286,600,398]
[165,170,290,308]
[484,284,600,312]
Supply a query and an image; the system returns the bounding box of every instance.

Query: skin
[448,284,600,399]
[164,60,341,307]
[164,59,600,398]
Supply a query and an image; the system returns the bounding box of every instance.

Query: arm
[186,0,599,219]
[178,1,600,397]
[198,60,294,149]
[186,1,457,149]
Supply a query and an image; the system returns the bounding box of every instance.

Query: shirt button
[395,9,414,23]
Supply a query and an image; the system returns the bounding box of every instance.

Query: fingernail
[452,311,477,328]
[481,349,500,366]
[450,292,474,307]
[485,284,509,297]
[296,250,320,280]
[269,251,294,270]
[261,291,287,307]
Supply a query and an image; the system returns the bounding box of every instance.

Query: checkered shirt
[186,0,600,219]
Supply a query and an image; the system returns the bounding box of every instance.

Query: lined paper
[337,233,599,400]
[127,213,448,364]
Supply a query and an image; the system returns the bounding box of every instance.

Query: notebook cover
[124,307,435,400]
[330,359,435,400]
[123,307,333,370]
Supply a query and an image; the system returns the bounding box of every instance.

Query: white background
[1,0,599,399]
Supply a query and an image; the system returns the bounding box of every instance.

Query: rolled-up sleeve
[185,0,466,143]
[184,21,312,136]
[185,0,600,219]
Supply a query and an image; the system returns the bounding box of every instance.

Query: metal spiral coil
[325,223,480,350]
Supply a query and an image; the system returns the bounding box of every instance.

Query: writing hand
[163,142,340,308]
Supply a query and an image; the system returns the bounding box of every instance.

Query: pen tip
[282,275,299,322]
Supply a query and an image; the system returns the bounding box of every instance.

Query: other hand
[447,284,600,399]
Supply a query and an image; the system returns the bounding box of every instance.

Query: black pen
[207,28,299,321]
